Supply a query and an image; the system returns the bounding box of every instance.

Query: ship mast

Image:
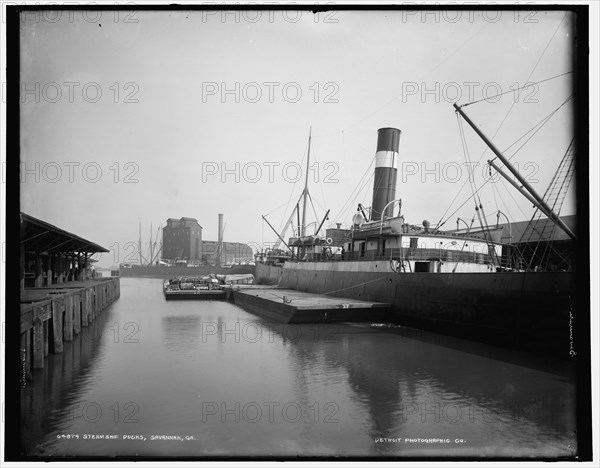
[453,103,576,241]
[149,222,153,266]
[138,220,142,266]
[300,126,312,237]
[262,127,329,260]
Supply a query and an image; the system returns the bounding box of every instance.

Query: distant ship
[119,214,255,278]
[255,105,579,355]
[119,263,255,279]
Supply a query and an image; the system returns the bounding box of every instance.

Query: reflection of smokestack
[371,128,401,221]
[217,213,224,267]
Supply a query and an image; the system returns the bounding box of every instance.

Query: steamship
[255,108,579,354]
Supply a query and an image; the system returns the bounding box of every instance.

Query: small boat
[163,275,226,300]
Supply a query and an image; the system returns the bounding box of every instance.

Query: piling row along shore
[19,277,120,382]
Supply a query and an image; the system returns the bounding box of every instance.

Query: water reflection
[21,278,577,458]
[259,321,576,456]
[21,309,112,456]
[161,315,202,355]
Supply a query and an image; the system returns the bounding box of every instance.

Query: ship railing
[329,248,499,265]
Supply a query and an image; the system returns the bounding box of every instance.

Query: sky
[16,6,582,267]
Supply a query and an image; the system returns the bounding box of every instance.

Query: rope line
[436,94,573,230]
[462,71,572,107]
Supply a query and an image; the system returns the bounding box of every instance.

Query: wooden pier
[232,286,391,323]
[19,277,120,381]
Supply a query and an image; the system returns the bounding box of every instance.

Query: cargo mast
[300,127,312,237]
[453,103,576,241]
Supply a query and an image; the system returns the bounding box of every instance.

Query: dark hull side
[163,290,227,300]
[254,263,577,355]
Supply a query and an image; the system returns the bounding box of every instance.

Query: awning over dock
[20,212,109,290]
[21,212,108,254]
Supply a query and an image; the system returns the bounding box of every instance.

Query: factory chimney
[371,127,401,221]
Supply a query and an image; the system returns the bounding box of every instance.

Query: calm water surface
[21,278,577,458]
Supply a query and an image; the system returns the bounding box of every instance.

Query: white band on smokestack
[375,151,398,169]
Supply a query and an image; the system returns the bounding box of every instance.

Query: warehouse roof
[497,214,576,244]
[20,212,109,254]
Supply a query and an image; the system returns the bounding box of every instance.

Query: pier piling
[64,295,74,342]
[73,293,81,335]
[20,277,120,381]
[33,316,44,369]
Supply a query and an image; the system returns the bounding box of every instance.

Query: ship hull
[255,262,577,355]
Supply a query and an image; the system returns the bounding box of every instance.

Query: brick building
[162,217,203,261]
[162,217,253,264]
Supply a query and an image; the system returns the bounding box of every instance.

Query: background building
[162,217,203,261]
[162,216,253,264]
[200,240,254,265]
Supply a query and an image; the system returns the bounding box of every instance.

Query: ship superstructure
[255,117,578,354]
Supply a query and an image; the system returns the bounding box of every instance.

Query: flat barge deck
[232,286,391,323]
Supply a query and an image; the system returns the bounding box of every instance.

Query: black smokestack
[371,127,401,221]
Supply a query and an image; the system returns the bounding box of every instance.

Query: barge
[163,276,226,300]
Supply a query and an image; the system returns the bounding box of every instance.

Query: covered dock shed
[20,212,109,290]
